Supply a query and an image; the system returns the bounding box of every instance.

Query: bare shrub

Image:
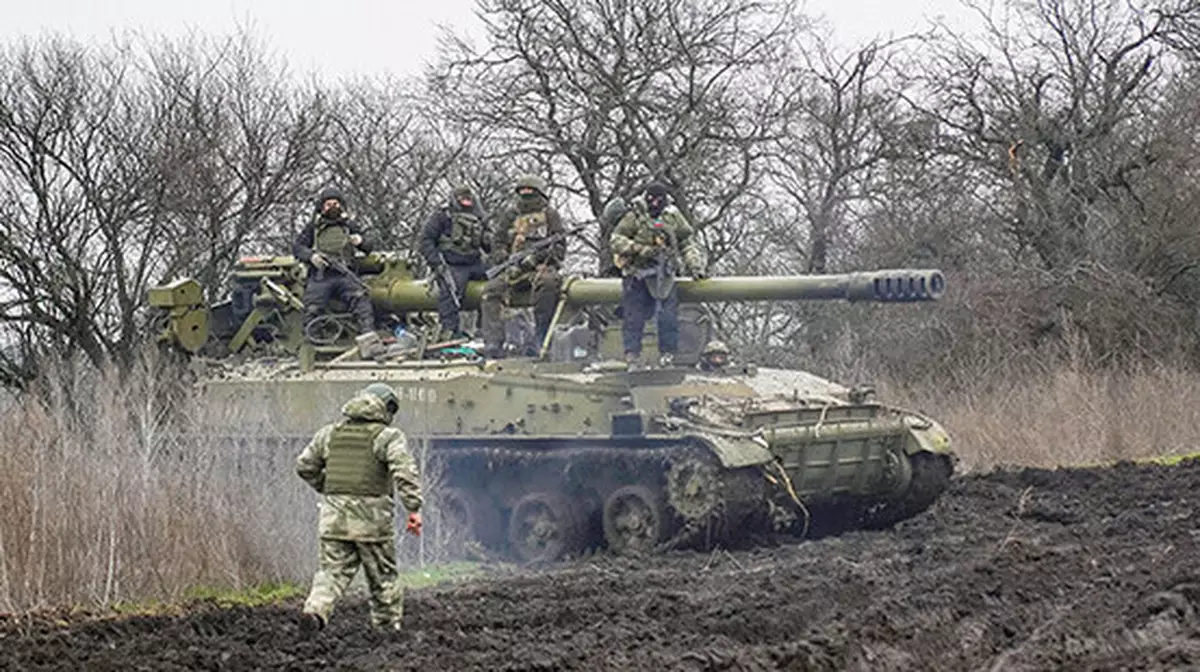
[0,349,315,613]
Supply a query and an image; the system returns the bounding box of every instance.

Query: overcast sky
[2,0,981,80]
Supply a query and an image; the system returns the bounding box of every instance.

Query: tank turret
[147,251,955,563]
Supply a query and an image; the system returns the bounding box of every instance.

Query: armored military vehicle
[149,250,952,562]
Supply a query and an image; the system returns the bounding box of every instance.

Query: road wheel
[507,491,585,563]
[665,457,721,520]
[602,485,671,555]
[429,487,502,558]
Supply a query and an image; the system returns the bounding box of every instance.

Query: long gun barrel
[370,269,946,313]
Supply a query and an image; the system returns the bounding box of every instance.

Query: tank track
[430,438,768,555]
[858,452,954,530]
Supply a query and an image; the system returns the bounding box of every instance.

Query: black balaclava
[316,187,345,219]
[644,182,669,218]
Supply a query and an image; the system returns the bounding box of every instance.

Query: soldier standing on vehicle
[480,174,567,358]
[293,187,376,340]
[418,184,491,340]
[609,181,708,365]
[295,383,424,634]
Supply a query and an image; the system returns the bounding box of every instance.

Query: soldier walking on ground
[481,174,567,358]
[609,181,708,365]
[295,383,424,634]
[293,187,376,340]
[418,185,492,340]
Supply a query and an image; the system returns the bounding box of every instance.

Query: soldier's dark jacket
[419,199,491,267]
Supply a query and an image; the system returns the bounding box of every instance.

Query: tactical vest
[314,220,352,260]
[438,210,484,257]
[510,210,548,252]
[628,210,679,266]
[323,421,390,497]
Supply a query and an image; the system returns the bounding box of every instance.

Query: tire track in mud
[3,460,1199,671]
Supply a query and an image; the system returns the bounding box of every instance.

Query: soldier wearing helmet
[292,187,376,339]
[418,184,493,340]
[480,174,568,357]
[698,339,732,372]
[610,181,708,366]
[295,382,423,635]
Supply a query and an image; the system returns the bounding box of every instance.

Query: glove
[310,253,329,270]
[405,512,422,536]
[633,243,656,257]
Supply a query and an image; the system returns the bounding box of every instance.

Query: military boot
[298,611,325,636]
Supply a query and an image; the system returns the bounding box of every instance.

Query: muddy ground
[3,460,1199,671]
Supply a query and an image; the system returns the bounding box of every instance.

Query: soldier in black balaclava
[293,187,376,339]
[418,184,492,340]
[609,180,708,366]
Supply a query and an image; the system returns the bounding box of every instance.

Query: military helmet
[450,184,476,208]
[514,174,549,198]
[702,340,731,356]
[315,186,346,211]
[361,382,400,414]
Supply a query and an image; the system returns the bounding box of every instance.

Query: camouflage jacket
[610,202,706,276]
[295,394,423,542]
[489,197,567,276]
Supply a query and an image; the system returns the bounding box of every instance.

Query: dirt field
[3,460,1198,671]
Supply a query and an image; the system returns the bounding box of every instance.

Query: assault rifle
[315,255,369,291]
[434,253,461,310]
[486,224,587,280]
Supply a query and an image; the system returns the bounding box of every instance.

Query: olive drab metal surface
[149,243,955,563]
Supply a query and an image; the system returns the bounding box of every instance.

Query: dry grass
[886,358,1200,473]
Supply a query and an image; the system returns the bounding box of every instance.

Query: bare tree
[766,36,912,274]
[911,0,1180,271]
[848,0,1200,374]
[431,0,798,272]
[143,31,328,290]
[701,33,932,371]
[0,37,167,380]
[319,76,486,269]
[0,32,326,387]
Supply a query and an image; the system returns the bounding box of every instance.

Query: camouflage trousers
[302,537,405,629]
[480,265,561,354]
